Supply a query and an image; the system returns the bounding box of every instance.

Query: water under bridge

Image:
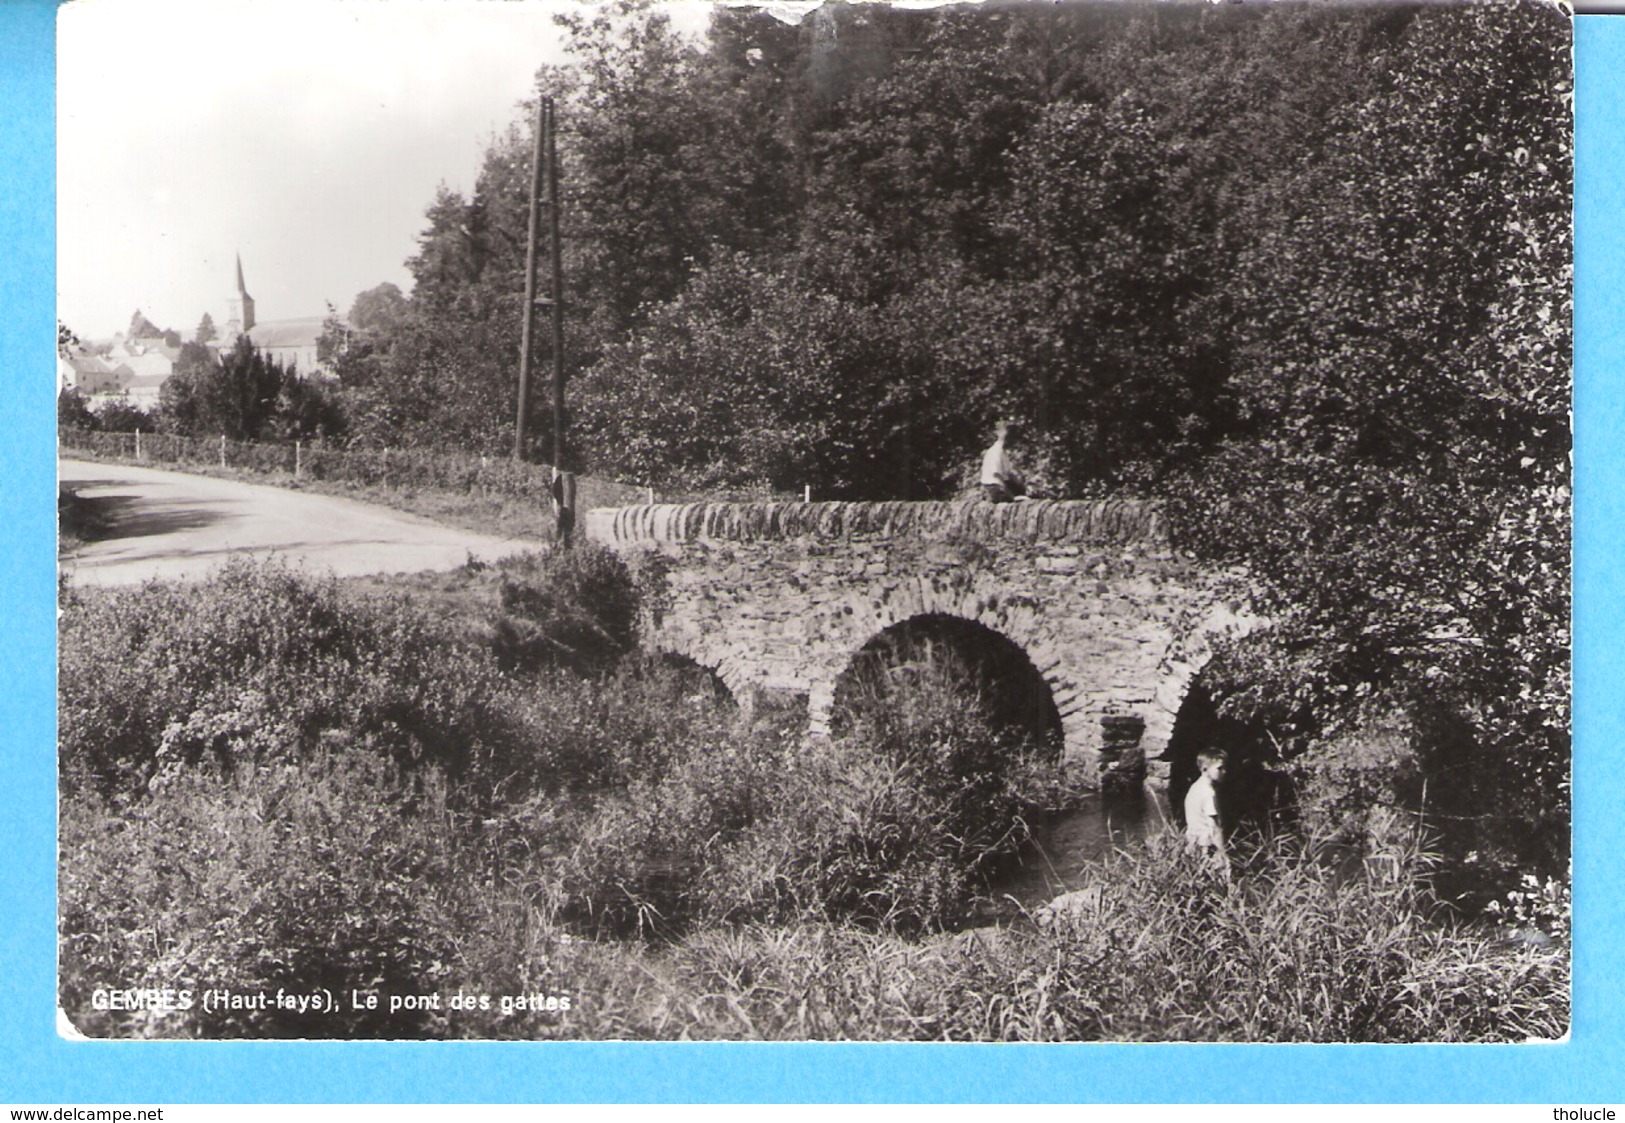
[586,499,1256,793]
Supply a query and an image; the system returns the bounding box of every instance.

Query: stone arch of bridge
[804,577,1080,750]
[806,581,1256,780]
[826,612,1065,753]
[647,650,737,711]
[1142,597,1259,772]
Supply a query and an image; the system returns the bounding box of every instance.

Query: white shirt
[1184,775,1223,849]
[980,436,1013,488]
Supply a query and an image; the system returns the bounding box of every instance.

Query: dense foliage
[334,2,1565,496]
[328,0,1568,879]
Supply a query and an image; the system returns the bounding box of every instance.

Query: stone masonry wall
[586,500,1254,789]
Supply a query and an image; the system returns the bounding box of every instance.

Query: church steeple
[226,252,255,335]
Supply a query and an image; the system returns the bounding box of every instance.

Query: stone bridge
[586,500,1256,793]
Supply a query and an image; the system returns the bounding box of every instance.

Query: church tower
[225,252,256,336]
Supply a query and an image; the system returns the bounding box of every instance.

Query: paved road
[59,459,542,586]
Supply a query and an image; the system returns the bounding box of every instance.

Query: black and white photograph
[55,0,1571,1042]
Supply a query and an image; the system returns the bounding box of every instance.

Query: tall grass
[58,557,521,804]
[475,834,1566,1043]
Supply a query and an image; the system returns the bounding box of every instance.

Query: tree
[1169,3,1570,881]
[128,309,163,340]
[95,396,157,435]
[553,1,721,325]
[194,313,218,345]
[347,283,410,336]
[267,360,347,444]
[58,386,96,431]
[159,336,285,441]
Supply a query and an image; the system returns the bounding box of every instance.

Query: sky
[56,0,719,341]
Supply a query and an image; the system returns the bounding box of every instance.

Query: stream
[990,788,1172,916]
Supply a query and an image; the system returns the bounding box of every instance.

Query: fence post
[135,428,141,460]
[220,434,227,468]
[295,440,302,479]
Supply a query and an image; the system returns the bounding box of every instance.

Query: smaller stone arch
[640,637,754,713]
[642,650,738,711]
[642,635,817,727]
[1145,596,1262,771]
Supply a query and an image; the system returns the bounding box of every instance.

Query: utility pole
[515,94,574,544]
[515,95,545,462]
[547,98,567,475]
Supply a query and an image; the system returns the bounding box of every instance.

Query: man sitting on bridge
[979,420,1027,503]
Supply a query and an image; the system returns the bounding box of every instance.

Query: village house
[59,318,179,412]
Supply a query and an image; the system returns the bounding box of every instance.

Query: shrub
[59,388,97,431]
[58,486,106,551]
[491,546,638,675]
[486,657,780,937]
[540,734,787,938]
[59,557,519,804]
[94,396,158,434]
[1292,700,1565,914]
[710,652,1056,932]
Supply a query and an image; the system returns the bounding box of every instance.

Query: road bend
[59,458,541,587]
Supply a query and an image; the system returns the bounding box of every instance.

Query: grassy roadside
[60,448,559,544]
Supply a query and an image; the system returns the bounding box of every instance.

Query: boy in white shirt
[1184,750,1230,880]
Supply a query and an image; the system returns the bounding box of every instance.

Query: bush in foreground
[59,557,519,804]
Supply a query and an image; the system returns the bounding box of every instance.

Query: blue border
[3,1,1620,1103]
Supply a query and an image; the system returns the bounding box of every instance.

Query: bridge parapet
[586,499,1168,550]
[587,498,1252,792]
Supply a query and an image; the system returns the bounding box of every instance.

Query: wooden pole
[548,96,565,481]
[515,94,547,461]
